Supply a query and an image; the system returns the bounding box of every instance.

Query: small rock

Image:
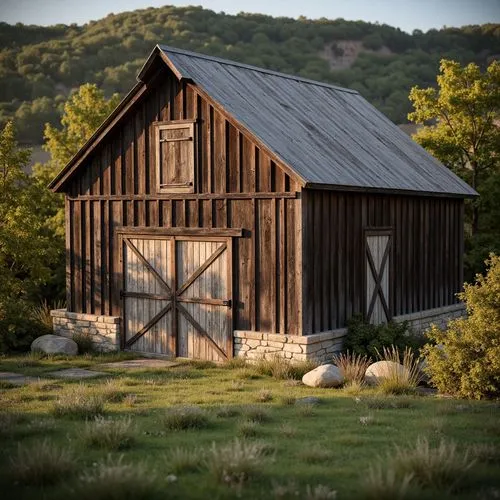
[31,334,78,356]
[364,360,407,386]
[302,364,344,388]
[295,396,322,406]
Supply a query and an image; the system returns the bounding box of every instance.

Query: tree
[44,83,120,168]
[0,121,55,350]
[408,59,500,234]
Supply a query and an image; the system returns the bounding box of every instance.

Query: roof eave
[304,182,479,199]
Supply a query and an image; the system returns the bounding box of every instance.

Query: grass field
[0,352,499,499]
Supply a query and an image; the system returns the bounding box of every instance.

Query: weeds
[73,456,158,500]
[160,405,210,430]
[72,332,94,354]
[100,378,126,402]
[31,299,65,329]
[53,385,105,419]
[332,351,371,384]
[205,439,270,485]
[362,464,414,500]
[374,346,423,395]
[223,357,247,369]
[244,405,271,423]
[164,447,205,474]
[299,445,333,464]
[213,405,240,418]
[256,389,273,402]
[10,439,75,486]
[238,419,260,438]
[280,423,297,438]
[296,403,317,417]
[254,354,317,380]
[81,416,135,450]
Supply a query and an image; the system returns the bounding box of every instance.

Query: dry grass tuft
[244,405,271,423]
[332,351,371,384]
[256,389,273,402]
[53,385,105,419]
[375,346,423,395]
[164,446,205,474]
[238,419,260,438]
[213,405,240,418]
[299,445,334,464]
[81,416,135,450]
[10,439,75,486]
[160,405,210,430]
[254,354,318,380]
[362,464,414,500]
[205,439,270,485]
[73,456,158,500]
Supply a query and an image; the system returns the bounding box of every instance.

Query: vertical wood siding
[64,67,302,335]
[301,190,464,334]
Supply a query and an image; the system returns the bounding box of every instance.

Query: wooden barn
[49,45,477,362]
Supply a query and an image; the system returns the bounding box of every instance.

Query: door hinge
[222,299,232,308]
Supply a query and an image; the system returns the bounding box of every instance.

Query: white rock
[364,360,407,386]
[302,364,344,388]
[31,334,78,356]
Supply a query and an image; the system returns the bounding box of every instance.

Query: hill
[0,5,499,144]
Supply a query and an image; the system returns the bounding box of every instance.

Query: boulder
[302,364,344,388]
[364,360,407,386]
[31,334,78,356]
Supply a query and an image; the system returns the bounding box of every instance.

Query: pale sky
[0,0,499,33]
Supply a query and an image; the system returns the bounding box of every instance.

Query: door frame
[117,226,240,358]
[363,227,393,323]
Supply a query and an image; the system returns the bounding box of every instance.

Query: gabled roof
[50,44,477,198]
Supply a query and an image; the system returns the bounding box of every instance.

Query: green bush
[422,254,500,399]
[344,315,423,358]
[0,312,51,353]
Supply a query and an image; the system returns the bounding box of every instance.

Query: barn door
[365,230,392,324]
[121,235,232,360]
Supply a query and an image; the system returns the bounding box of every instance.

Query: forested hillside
[1,4,499,144]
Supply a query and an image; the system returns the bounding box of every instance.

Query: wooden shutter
[365,230,392,324]
[156,121,195,193]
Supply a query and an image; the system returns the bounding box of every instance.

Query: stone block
[246,339,262,349]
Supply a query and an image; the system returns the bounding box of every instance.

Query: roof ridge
[158,44,359,95]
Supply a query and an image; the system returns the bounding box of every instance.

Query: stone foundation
[234,329,346,363]
[394,303,466,334]
[234,304,466,363]
[50,309,121,352]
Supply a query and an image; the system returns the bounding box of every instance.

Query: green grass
[0,353,499,499]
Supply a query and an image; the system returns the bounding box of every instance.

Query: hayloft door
[365,230,392,324]
[121,235,232,361]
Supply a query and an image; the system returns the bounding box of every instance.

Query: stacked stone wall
[50,309,120,352]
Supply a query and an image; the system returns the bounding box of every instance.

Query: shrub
[332,351,371,384]
[205,439,269,484]
[375,346,423,395]
[31,299,65,329]
[10,439,75,486]
[53,385,105,419]
[422,254,500,399]
[0,311,52,353]
[73,456,159,500]
[344,315,423,358]
[164,447,205,474]
[81,416,135,450]
[160,405,210,430]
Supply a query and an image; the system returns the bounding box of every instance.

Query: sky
[0,0,499,32]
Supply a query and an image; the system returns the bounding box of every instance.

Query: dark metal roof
[156,45,477,197]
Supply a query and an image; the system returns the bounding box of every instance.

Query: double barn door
[120,234,232,361]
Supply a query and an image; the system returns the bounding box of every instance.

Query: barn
[49,45,477,362]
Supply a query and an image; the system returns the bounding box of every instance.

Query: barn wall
[64,67,302,335]
[301,189,464,334]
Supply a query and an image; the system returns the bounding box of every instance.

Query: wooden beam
[69,192,298,201]
[117,227,243,237]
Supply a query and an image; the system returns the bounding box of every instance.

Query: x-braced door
[121,236,232,361]
[365,230,392,324]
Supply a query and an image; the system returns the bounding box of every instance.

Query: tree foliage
[0,121,56,350]
[408,60,500,278]
[0,7,499,143]
[422,254,500,399]
[44,83,120,168]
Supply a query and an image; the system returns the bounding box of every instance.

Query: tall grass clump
[160,405,210,430]
[72,331,94,354]
[375,346,423,395]
[205,439,270,485]
[332,351,371,384]
[164,447,205,474]
[31,299,65,329]
[391,438,476,492]
[362,464,414,500]
[73,456,159,500]
[81,416,135,450]
[10,439,75,486]
[53,385,105,419]
[254,354,317,380]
